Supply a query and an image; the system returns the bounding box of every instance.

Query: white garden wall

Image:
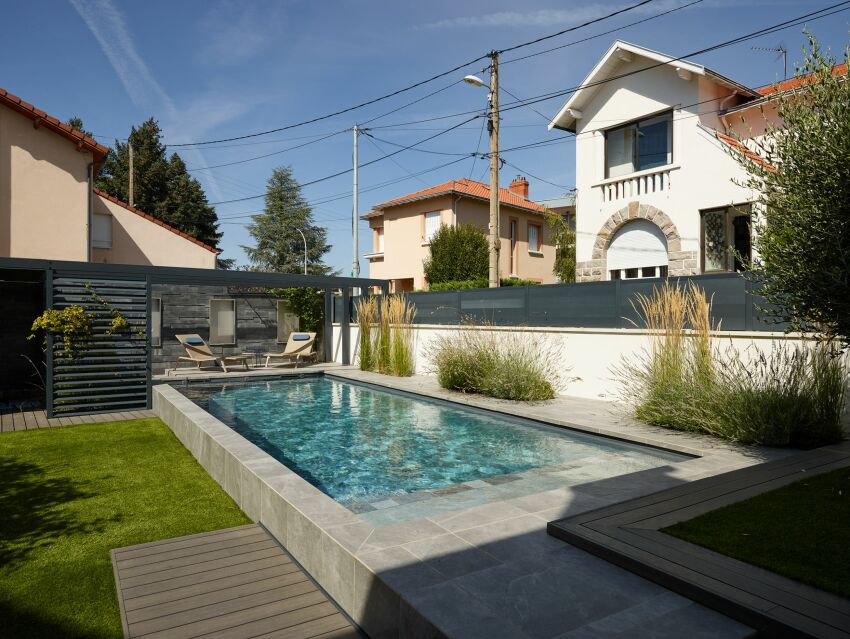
[332,324,818,401]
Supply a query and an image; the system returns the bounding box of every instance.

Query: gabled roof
[548,41,758,132]
[0,86,109,161]
[94,189,221,254]
[361,178,546,219]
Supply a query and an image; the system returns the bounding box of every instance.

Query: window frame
[92,212,113,249]
[527,223,542,254]
[700,204,752,274]
[604,110,673,178]
[376,226,384,253]
[423,211,441,243]
[209,298,237,346]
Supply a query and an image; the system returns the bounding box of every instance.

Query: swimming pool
[180,377,687,512]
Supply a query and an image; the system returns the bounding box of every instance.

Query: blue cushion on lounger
[292,334,310,341]
[185,337,205,345]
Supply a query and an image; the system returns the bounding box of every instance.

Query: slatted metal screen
[48,273,150,417]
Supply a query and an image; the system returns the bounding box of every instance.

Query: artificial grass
[0,418,250,639]
[664,467,850,600]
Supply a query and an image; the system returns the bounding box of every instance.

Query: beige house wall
[366,194,556,290]
[92,194,217,268]
[0,105,91,260]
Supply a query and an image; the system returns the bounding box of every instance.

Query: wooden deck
[111,524,361,639]
[0,408,156,432]
[548,443,850,639]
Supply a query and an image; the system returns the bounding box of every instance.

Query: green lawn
[0,419,250,639]
[664,466,850,600]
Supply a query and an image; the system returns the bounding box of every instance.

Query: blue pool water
[185,377,685,505]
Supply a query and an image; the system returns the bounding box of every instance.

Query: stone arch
[576,202,697,282]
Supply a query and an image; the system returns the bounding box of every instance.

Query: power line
[163,0,661,148]
[186,129,348,172]
[209,118,478,205]
[501,159,573,191]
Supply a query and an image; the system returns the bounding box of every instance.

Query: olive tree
[730,36,850,348]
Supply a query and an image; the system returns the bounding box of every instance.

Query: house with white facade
[548,41,839,282]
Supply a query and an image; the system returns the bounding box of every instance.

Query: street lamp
[295,228,307,275]
[464,52,500,288]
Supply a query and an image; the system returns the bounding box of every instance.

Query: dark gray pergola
[0,257,388,417]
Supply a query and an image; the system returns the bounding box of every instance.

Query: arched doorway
[607,219,668,280]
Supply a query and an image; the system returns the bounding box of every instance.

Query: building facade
[548,41,803,283]
[0,86,218,268]
[362,177,559,291]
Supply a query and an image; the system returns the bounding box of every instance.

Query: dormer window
[605,111,673,178]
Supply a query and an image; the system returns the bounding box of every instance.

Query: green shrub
[427,277,539,291]
[427,326,562,401]
[423,224,488,284]
[617,281,848,447]
[429,278,488,291]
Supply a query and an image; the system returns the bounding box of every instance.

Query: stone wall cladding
[577,201,697,282]
[152,284,279,373]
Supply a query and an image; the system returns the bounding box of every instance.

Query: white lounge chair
[176,334,250,373]
[264,332,316,368]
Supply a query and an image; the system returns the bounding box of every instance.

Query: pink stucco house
[0,86,219,268]
[362,176,562,291]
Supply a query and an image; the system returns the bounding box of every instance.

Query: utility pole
[352,125,360,278]
[487,51,500,288]
[128,142,134,208]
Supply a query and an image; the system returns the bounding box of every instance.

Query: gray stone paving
[152,369,787,639]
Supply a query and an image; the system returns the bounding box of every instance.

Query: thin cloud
[418,0,786,30]
[69,0,251,201]
[199,1,276,65]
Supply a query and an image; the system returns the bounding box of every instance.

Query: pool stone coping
[152,372,787,639]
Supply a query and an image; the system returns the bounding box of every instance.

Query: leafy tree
[243,166,331,274]
[544,209,576,283]
[729,36,850,348]
[96,118,221,249]
[66,116,92,138]
[423,223,488,285]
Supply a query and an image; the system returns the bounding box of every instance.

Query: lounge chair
[175,334,250,373]
[264,332,316,368]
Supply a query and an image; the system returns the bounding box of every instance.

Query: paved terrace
[154,368,800,638]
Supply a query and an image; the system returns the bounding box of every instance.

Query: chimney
[508,175,529,199]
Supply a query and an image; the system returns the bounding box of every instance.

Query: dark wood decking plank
[126,571,311,621]
[117,539,278,578]
[127,581,319,635]
[121,555,297,601]
[123,565,306,613]
[117,546,283,589]
[255,613,356,639]
[33,410,49,428]
[136,595,333,639]
[117,533,272,571]
[113,524,261,558]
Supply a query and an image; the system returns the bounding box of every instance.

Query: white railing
[598,166,674,203]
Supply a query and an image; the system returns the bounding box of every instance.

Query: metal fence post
[45,267,54,418]
[341,287,351,366]
[323,288,333,363]
[145,275,152,410]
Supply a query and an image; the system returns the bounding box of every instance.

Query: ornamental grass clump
[355,296,378,372]
[356,294,416,377]
[616,281,848,447]
[427,324,563,401]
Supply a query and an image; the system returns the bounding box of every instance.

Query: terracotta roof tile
[0,86,109,161]
[754,62,848,97]
[364,178,546,218]
[93,189,221,254]
[713,130,775,172]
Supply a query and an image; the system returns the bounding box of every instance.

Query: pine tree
[66,116,92,137]
[95,118,221,249]
[243,166,332,274]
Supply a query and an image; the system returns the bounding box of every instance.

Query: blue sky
[2,0,848,273]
